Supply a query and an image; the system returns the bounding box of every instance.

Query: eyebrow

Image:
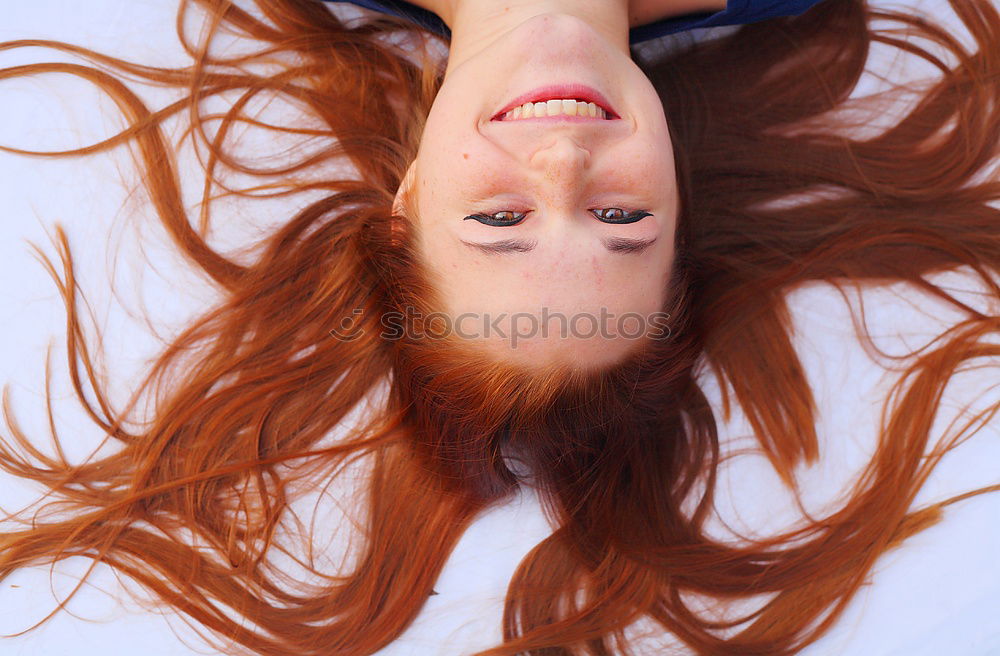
[460,236,657,255]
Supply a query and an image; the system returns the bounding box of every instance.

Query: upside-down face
[394,11,679,371]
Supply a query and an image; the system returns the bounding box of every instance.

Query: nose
[528,136,591,182]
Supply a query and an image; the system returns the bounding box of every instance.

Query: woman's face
[396,12,678,369]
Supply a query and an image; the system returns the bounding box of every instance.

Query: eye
[465,207,653,227]
[464,211,527,226]
[591,208,653,224]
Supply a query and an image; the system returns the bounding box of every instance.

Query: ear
[392,161,418,217]
[388,161,418,245]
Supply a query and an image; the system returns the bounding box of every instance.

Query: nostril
[529,140,591,169]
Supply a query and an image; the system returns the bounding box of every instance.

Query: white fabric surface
[1,1,998,654]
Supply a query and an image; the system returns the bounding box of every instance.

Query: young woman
[1,0,998,654]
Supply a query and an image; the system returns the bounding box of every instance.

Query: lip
[491,84,619,121]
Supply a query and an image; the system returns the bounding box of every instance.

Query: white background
[1,1,999,654]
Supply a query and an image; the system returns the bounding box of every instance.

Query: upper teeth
[502,99,608,120]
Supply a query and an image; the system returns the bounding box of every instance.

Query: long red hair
[2,0,999,653]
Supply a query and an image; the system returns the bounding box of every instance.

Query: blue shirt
[320,0,829,44]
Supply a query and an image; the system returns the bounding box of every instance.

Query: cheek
[419,148,487,205]
[590,254,606,290]
[632,151,676,195]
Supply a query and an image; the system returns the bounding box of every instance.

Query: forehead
[395,198,677,372]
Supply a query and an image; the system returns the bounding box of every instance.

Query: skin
[393,0,725,369]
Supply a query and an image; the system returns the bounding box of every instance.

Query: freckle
[463,153,469,160]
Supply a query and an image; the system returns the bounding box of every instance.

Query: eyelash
[465,208,653,227]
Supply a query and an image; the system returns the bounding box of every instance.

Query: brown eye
[591,208,653,224]
[464,211,528,226]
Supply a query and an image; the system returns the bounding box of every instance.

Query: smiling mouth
[491,84,619,121]
[496,99,612,121]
